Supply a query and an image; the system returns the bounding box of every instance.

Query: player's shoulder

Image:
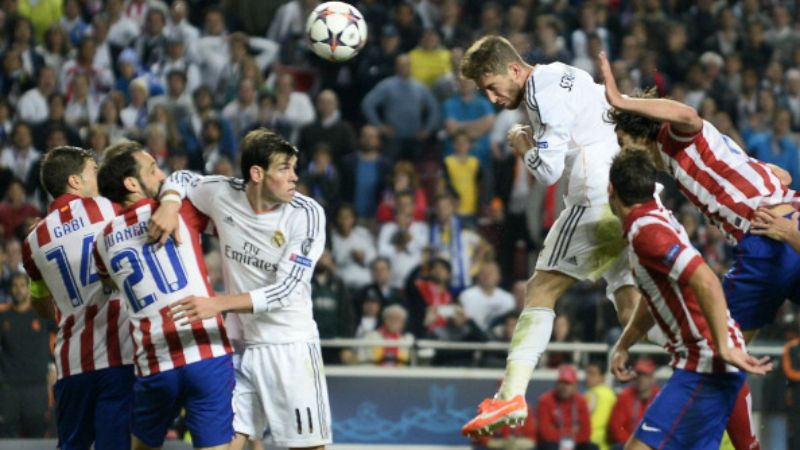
[529,62,594,115]
[193,174,246,191]
[288,193,325,214]
[287,193,325,235]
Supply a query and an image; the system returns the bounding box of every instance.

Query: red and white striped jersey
[656,121,796,244]
[623,200,746,374]
[22,194,132,379]
[94,199,232,377]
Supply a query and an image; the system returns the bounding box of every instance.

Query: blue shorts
[54,365,135,450]
[132,355,234,448]
[723,227,800,330]
[634,369,745,450]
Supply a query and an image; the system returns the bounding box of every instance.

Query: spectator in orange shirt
[536,364,596,450]
[608,358,661,449]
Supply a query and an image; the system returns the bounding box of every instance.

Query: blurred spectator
[59,37,113,96]
[134,6,168,68]
[409,28,451,88]
[0,98,14,146]
[443,130,484,223]
[585,361,616,450]
[311,249,354,363]
[359,304,414,366]
[8,17,45,80]
[356,257,406,319]
[58,0,87,45]
[17,65,57,125]
[571,4,609,64]
[273,72,315,144]
[741,20,772,75]
[536,364,594,450]
[442,78,495,167]
[106,0,140,48]
[151,34,201,102]
[428,192,487,293]
[164,1,200,59]
[659,21,695,85]
[392,2,422,53]
[340,125,389,219]
[298,90,358,165]
[178,86,237,161]
[1,122,40,182]
[375,160,428,224]
[746,109,800,190]
[458,261,514,332]
[17,0,62,43]
[0,178,41,240]
[783,68,800,131]
[0,272,55,438]
[216,32,278,104]
[483,311,517,368]
[120,77,151,137]
[33,93,82,150]
[222,77,259,138]
[156,69,193,126]
[546,315,575,368]
[301,143,340,213]
[431,47,464,103]
[0,49,34,105]
[38,25,71,70]
[608,358,660,449]
[357,24,403,93]
[354,295,381,339]
[331,204,376,290]
[361,53,439,162]
[429,303,486,367]
[436,0,471,49]
[528,15,571,64]
[64,73,100,128]
[406,256,453,338]
[377,191,429,288]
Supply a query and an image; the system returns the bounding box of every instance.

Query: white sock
[497,307,556,400]
[646,325,668,346]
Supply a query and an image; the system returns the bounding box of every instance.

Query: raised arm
[688,262,772,374]
[597,51,703,135]
[148,171,223,245]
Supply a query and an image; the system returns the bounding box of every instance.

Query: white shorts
[536,203,635,299]
[233,341,332,447]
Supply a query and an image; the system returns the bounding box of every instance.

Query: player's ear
[122,176,139,195]
[66,173,82,192]
[249,165,264,183]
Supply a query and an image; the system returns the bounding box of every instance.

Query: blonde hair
[460,35,525,81]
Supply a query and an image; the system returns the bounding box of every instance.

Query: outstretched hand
[750,207,799,242]
[169,295,220,326]
[597,51,624,109]
[719,347,773,375]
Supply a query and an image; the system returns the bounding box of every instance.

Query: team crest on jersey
[301,238,314,255]
[272,230,286,247]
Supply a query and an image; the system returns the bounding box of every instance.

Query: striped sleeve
[250,197,326,314]
[631,223,703,284]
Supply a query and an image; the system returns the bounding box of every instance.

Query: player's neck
[246,183,281,213]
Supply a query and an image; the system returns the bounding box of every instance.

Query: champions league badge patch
[290,253,313,268]
[272,230,286,247]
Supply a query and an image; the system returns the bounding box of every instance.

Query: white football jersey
[521,62,620,207]
[162,173,326,345]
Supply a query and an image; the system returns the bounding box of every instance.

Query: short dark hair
[609,148,656,206]
[605,87,662,141]
[40,146,97,198]
[98,141,144,204]
[461,35,525,81]
[239,128,298,183]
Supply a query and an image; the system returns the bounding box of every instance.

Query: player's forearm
[615,297,654,351]
[615,96,702,134]
[216,292,255,314]
[690,265,732,354]
[522,148,564,185]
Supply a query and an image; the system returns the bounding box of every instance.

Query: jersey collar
[49,193,82,212]
[123,197,158,213]
[622,200,659,236]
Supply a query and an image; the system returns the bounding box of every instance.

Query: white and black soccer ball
[306,1,368,62]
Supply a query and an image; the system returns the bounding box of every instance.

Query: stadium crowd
[0,0,799,445]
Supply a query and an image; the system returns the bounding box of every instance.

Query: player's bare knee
[525,270,576,309]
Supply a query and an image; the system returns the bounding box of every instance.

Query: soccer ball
[306,1,368,62]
